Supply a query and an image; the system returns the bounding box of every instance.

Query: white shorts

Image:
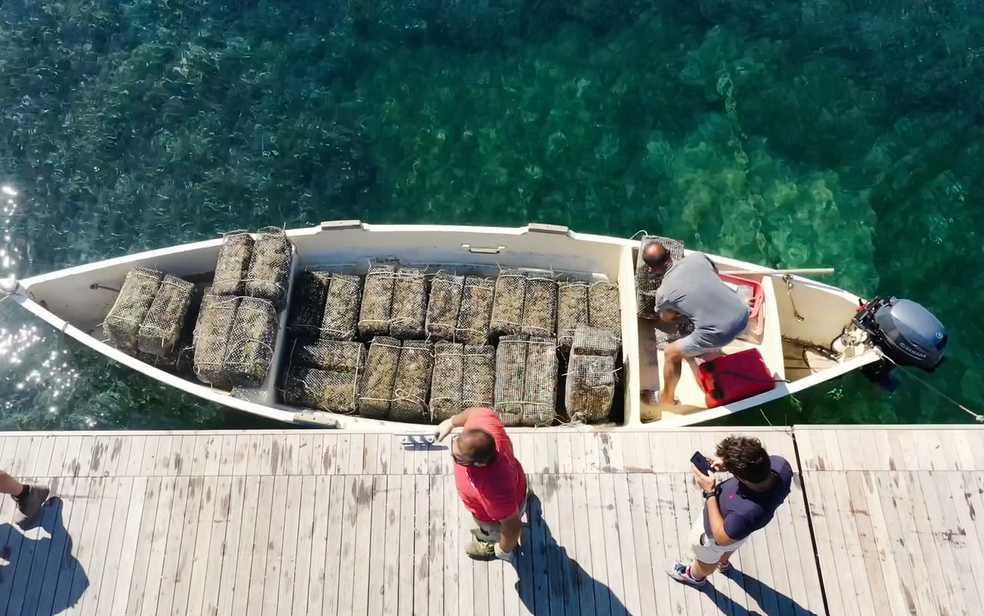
[689,515,748,564]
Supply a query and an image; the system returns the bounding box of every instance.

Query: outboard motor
[852,296,947,392]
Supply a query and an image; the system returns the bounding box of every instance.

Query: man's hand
[706,454,725,472]
[658,310,679,323]
[495,543,513,562]
[434,418,455,442]
[692,463,718,493]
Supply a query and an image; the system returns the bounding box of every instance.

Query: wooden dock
[0,426,980,616]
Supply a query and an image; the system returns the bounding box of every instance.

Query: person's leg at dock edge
[667,435,793,588]
[0,468,50,527]
[435,407,528,562]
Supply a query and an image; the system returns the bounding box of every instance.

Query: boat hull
[12,221,880,432]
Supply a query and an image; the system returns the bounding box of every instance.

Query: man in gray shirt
[643,243,751,407]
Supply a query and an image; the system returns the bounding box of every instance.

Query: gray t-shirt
[654,251,750,336]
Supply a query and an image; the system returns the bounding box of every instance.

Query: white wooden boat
[2,221,948,432]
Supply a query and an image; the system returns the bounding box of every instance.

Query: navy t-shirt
[703,456,794,542]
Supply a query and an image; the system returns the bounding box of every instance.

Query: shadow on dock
[708,567,820,616]
[0,497,88,615]
[511,492,630,614]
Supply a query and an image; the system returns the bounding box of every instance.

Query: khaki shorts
[689,515,748,565]
[467,491,529,543]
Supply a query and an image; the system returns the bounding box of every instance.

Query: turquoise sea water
[1,0,982,431]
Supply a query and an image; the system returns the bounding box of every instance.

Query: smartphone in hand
[691,451,713,476]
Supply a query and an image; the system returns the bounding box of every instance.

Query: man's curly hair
[716,435,772,483]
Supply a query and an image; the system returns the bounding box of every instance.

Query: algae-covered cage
[634,235,684,319]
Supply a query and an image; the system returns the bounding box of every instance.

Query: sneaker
[15,484,50,528]
[464,539,496,560]
[718,561,731,572]
[667,560,707,588]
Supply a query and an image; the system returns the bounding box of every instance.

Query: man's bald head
[456,428,497,465]
[642,243,672,274]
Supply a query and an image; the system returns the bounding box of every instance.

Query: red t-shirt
[454,408,528,523]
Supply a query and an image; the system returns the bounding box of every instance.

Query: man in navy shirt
[668,435,793,587]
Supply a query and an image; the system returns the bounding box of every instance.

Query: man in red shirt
[435,407,528,561]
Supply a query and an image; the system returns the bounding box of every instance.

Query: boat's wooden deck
[0,426,980,616]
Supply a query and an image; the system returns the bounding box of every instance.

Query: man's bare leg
[717,550,735,570]
[0,468,50,526]
[659,339,691,405]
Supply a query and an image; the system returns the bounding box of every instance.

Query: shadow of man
[0,497,88,616]
[509,491,631,615]
[705,566,820,616]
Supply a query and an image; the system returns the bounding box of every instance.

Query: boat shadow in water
[510,492,630,614]
[704,567,821,616]
[0,497,88,615]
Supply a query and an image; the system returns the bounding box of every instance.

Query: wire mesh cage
[212,231,254,296]
[356,335,401,419]
[521,273,557,338]
[223,296,279,388]
[104,267,165,353]
[390,267,428,340]
[634,235,685,319]
[285,271,332,339]
[494,335,557,427]
[425,271,465,342]
[322,273,362,341]
[490,269,527,338]
[462,344,496,410]
[244,226,293,311]
[358,264,396,339]
[390,339,435,423]
[137,274,196,359]
[587,281,622,343]
[556,280,589,353]
[287,338,367,373]
[282,366,360,414]
[565,354,617,423]
[455,276,495,345]
[429,341,464,422]
[192,294,241,388]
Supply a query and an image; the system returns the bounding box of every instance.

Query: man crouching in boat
[642,243,750,408]
[435,407,528,561]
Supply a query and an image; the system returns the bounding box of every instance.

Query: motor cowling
[853,296,947,373]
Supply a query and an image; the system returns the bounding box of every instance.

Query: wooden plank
[625,474,656,614]
[583,473,612,615]
[222,475,256,616]
[196,475,233,616]
[782,469,824,616]
[863,471,919,616]
[351,474,375,616]
[123,477,162,616]
[845,472,893,616]
[611,472,642,615]
[335,474,359,614]
[414,474,433,616]
[654,473,684,615]
[347,433,366,476]
[811,472,859,616]
[943,472,984,613]
[76,477,122,616]
[322,474,347,615]
[893,471,955,616]
[367,474,389,616]
[428,474,446,616]
[918,471,981,614]
[26,434,56,478]
[245,476,275,616]
[156,476,202,616]
[400,474,418,616]
[260,476,288,616]
[275,476,303,616]
[639,474,672,616]
[443,473,462,616]
[383,474,404,616]
[554,474,581,616]
[35,477,88,615]
[334,434,351,475]
[182,475,220,616]
[291,475,317,616]
[306,475,331,615]
[527,474,551,616]
[364,433,380,475]
[540,472,567,616]
[830,471,877,615]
